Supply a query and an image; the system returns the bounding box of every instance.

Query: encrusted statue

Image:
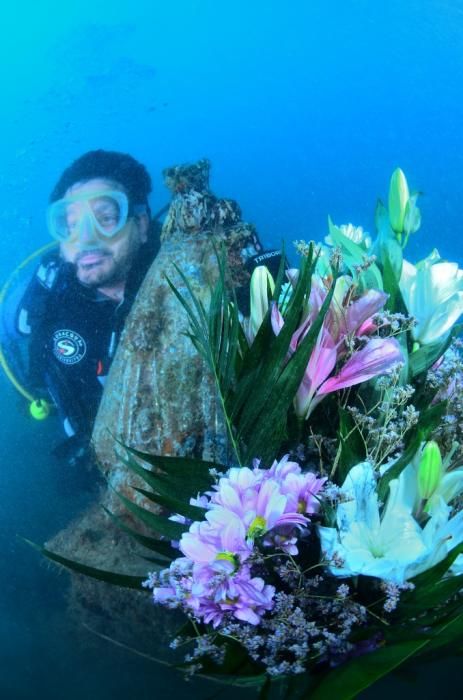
[47,159,266,647]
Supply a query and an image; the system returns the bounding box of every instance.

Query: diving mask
[47,190,130,242]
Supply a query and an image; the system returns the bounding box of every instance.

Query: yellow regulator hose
[0,241,57,417]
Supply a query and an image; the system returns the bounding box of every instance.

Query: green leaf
[24,539,147,590]
[360,262,384,294]
[409,324,463,378]
[116,450,164,490]
[119,447,219,499]
[258,677,272,699]
[219,251,313,461]
[132,486,205,521]
[328,217,364,263]
[102,507,178,560]
[420,610,463,655]
[382,235,403,282]
[374,199,404,306]
[378,237,404,313]
[166,248,246,464]
[165,271,208,356]
[407,542,463,590]
[398,598,463,632]
[309,639,430,700]
[399,573,463,614]
[112,489,187,541]
[208,250,242,397]
[124,446,225,480]
[327,216,382,291]
[403,192,421,237]
[118,453,208,509]
[195,672,268,689]
[231,248,315,428]
[139,554,176,566]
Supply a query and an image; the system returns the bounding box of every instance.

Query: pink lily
[275,274,387,352]
[344,289,388,336]
[296,337,403,419]
[330,287,389,346]
[271,271,396,419]
[293,326,338,418]
[319,337,402,394]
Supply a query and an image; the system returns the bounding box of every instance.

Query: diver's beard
[77,257,123,288]
[76,253,133,289]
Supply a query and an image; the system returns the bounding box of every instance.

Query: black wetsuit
[17,235,159,445]
[16,238,282,462]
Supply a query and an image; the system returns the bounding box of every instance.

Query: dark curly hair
[49,149,152,206]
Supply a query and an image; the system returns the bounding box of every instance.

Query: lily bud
[388,168,410,234]
[418,441,443,500]
[248,266,275,340]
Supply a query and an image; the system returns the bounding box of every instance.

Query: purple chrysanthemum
[145,457,326,626]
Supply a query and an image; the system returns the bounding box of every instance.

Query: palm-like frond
[166,243,338,464]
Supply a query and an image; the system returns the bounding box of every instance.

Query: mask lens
[90,193,127,237]
[47,191,129,241]
[47,200,73,241]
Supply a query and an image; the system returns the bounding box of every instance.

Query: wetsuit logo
[53,329,87,365]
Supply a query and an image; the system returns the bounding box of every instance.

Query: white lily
[244,266,275,343]
[319,461,463,584]
[400,249,463,345]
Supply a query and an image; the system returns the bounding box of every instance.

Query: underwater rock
[48,503,179,656]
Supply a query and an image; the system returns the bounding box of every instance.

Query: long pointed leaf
[231,249,315,428]
[409,324,463,378]
[24,539,147,590]
[132,486,205,521]
[309,639,430,700]
[112,489,187,540]
[407,542,463,591]
[400,573,463,614]
[123,446,225,479]
[116,450,212,506]
[420,610,463,655]
[102,507,178,559]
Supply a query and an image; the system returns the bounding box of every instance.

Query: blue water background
[1,1,462,697]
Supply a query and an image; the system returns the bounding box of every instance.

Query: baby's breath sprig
[346,366,419,469]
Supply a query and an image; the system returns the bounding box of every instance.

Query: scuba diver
[7,149,160,469]
[1,149,284,475]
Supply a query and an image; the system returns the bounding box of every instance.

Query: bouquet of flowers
[41,169,463,698]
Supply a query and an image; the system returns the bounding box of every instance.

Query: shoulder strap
[16,254,69,335]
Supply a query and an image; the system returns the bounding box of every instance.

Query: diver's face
[59,179,148,288]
